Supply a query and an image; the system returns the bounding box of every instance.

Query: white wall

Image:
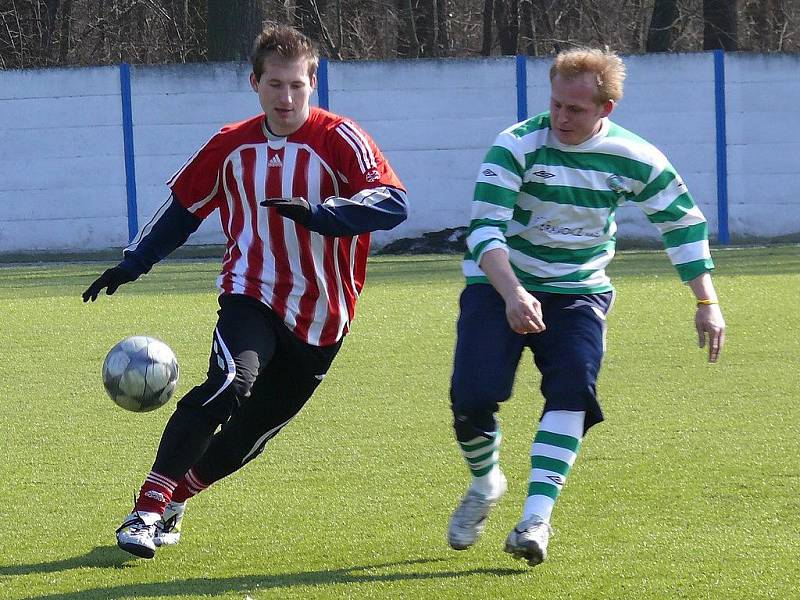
[0,66,128,251]
[0,52,798,253]
[329,58,518,246]
[725,53,800,240]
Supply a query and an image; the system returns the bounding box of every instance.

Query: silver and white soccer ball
[102,336,179,412]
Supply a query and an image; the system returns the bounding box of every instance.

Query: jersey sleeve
[634,155,714,282]
[166,129,228,219]
[330,119,404,193]
[302,119,408,237]
[119,195,203,277]
[465,131,524,267]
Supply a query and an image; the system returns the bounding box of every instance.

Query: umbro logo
[314,373,326,380]
[268,155,283,168]
[482,168,498,177]
[532,170,555,179]
[546,474,565,486]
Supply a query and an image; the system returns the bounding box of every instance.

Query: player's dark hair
[251,23,319,81]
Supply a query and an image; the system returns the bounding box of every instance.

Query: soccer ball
[102,336,179,412]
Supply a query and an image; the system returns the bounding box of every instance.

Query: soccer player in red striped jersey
[82,24,407,559]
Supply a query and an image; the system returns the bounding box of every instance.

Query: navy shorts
[450,284,614,437]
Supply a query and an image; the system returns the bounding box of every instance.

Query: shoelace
[116,515,153,534]
[116,493,155,535]
[158,514,178,532]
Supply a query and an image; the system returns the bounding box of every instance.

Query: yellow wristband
[696,299,718,307]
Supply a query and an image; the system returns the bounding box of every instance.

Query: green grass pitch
[0,245,798,599]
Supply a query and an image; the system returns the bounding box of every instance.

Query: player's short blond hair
[550,48,626,104]
[251,23,319,81]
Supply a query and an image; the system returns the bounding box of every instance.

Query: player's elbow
[381,187,409,230]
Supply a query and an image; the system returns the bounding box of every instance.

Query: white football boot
[116,512,160,559]
[154,501,186,546]
[504,515,552,566]
[447,473,507,550]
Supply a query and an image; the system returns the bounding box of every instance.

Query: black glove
[82,266,136,302]
[260,197,311,226]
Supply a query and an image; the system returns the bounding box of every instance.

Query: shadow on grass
[9,552,526,599]
[0,545,136,576]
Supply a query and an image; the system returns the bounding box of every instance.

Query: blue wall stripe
[119,63,138,242]
[713,50,730,245]
[318,57,329,110]
[516,55,527,122]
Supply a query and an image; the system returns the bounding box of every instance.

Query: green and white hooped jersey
[464,112,714,293]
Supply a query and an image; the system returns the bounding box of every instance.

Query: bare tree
[494,0,519,55]
[417,0,438,57]
[481,0,494,56]
[703,0,738,50]
[58,0,72,62]
[2,0,800,69]
[519,0,535,54]
[207,0,262,61]
[647,0,680,51]
[437,0,450,55]
[396,0,421,57]
[293,0,343,59]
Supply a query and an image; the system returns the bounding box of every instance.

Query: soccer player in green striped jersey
[447,48,726,566]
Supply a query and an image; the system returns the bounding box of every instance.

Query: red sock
[134,471,178,515]
[171,467,210,504]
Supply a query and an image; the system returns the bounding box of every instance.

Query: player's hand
[260,197,311,226]
[505,287,545,335]
[82,266,135,302]
[695,303,725,363]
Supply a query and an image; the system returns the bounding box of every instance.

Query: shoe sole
[504,542,544,567]
[117,540,156,559]
[448,539,473,551]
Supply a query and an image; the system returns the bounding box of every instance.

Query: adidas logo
[145,490,167,503]
[268,155,283,168]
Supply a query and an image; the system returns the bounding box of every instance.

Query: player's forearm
[306,186,408,236]
[479,248,526,302]
[687,271,718,303]
[120,196,202,277]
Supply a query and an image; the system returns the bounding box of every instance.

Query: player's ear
[310,72,317,91]
[600,99,614,118]
[250,72,259,92]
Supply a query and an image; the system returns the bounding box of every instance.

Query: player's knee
[176,369,253,423]
[450,377,511,415]
[452,409,497,441]
[542,364,597,403]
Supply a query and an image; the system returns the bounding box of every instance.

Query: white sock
[470,464,505,499]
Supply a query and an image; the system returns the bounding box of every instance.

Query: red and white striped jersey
[167,107,405,346]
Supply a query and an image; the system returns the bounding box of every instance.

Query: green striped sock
[458,430,505,497]
[524,411,584,522]
[458,430,501,478]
